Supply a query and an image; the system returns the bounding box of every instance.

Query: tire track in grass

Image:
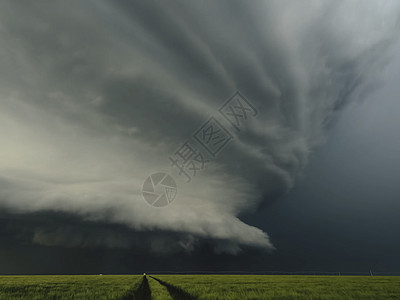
[149,276,197,300]
[147,276,173,300]
[121,275,151,300]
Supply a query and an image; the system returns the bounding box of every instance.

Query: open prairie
[0,275,399,299]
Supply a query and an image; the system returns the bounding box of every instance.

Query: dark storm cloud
[0,211,199,254]
[0,0,399,255]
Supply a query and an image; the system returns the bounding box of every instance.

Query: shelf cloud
[0,0,399,254]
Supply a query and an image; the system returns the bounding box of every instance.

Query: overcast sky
[0,0,400,274]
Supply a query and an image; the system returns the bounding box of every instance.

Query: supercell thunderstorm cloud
[0,0,399,267]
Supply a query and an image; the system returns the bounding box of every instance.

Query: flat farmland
[0,274,399,299]
[153,275,400,299]
[0,275,141,300]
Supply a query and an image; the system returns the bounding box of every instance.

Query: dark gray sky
[247,58,400,272]
[0,0,400,274]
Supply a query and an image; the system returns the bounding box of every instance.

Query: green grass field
[0,274,399,299]
[154,275,400,299]
[0,275,141,300]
